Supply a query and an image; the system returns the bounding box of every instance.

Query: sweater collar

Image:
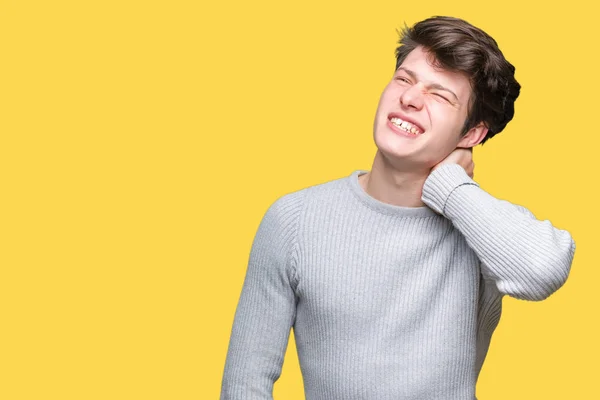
[347,170,438,218]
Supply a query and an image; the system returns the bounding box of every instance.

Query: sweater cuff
[421,163,479,216]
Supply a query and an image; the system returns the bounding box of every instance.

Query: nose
[399,82,425,110]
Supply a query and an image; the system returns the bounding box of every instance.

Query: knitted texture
[220,164,576,400]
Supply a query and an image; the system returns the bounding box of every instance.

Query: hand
[431,147,475,179]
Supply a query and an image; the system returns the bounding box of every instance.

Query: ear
[457,122,488,148]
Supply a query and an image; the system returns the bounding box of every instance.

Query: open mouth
[388,117,424,135]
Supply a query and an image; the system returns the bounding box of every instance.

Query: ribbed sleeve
[220,191,304,400]
[421,163,576,301]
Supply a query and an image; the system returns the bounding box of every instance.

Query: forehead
[398,46,472,101]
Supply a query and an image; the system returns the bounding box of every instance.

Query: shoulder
[266,172,349,220]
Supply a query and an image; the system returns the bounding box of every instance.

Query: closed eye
[432,93,449,102]
[395,77,410,84]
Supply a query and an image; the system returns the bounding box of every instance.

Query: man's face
[373,45,479,169]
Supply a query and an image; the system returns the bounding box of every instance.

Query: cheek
[428,103,464,134]
[375,89,397,122]
[380,84,402,103]
[381,93,393,106]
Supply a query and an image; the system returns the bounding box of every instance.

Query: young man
[220,16,576,400]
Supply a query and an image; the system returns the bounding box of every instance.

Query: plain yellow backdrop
[0,0,596,399]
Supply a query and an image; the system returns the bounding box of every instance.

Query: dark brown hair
[394,16,520,145]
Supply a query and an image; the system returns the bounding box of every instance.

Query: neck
[358,150,431,208]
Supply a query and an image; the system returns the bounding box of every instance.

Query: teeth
[390,117,422,135]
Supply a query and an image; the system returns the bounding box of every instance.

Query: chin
[375,129,419,156]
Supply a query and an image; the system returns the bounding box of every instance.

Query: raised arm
[220,192,304,399]
[421,163,576,301]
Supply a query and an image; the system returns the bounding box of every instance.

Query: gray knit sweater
[220,164,575,400]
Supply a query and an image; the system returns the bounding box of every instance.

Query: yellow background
[1,0,596,399]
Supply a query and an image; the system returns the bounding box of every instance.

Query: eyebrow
[397,67,460,103]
